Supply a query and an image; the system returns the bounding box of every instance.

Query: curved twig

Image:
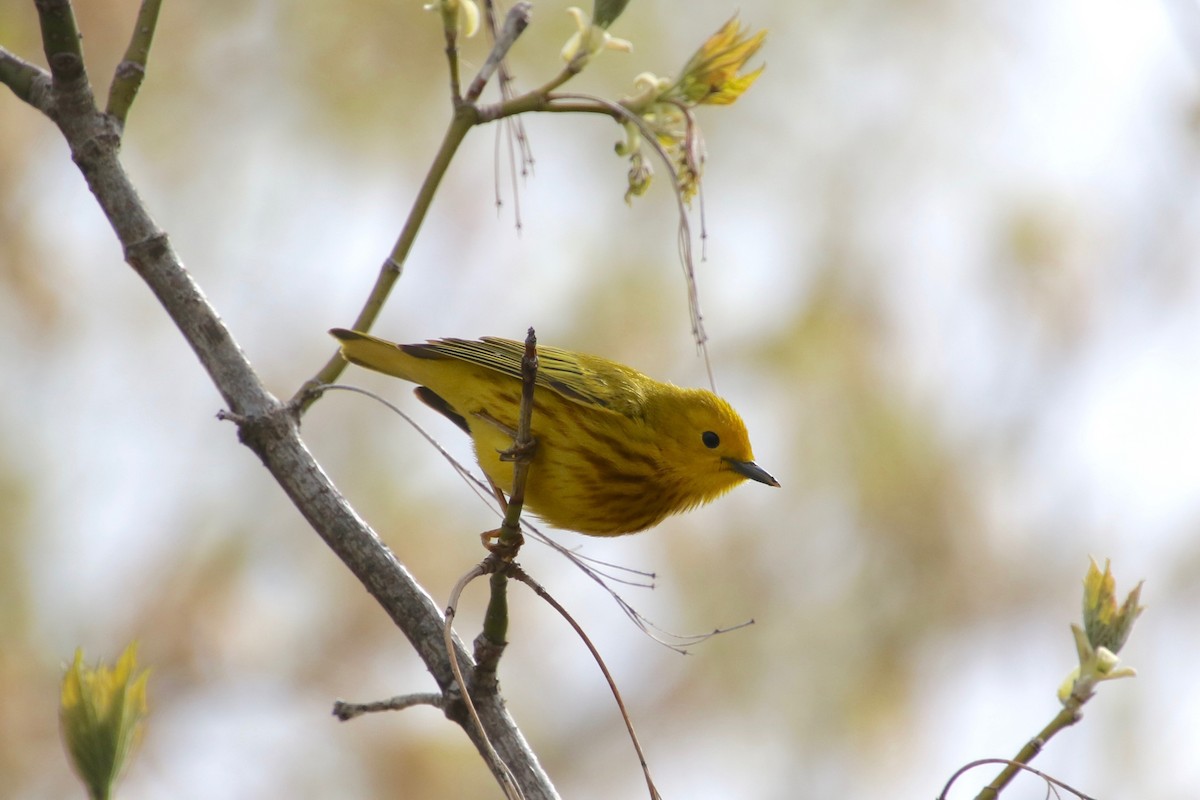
[316,384,748,652]
[547,92,710,378]
[970,705,1087,800]
[444,562,523,800]
[938,758,1096,800]
[486,90,715,387]
[509,564,662,800]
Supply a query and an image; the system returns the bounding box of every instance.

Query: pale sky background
[2,0,1199,798]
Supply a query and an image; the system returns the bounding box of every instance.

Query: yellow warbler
[331,329,778,536]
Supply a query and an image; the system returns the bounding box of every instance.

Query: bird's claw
[498,438,537,464]
[480,528,525,560]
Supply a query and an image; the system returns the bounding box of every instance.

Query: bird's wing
[404,337,643,415]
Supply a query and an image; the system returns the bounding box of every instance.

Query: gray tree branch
[2,1,557,796]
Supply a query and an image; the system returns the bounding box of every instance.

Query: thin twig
[296,5,537,405]
[306,385,488,500]
[316,383,748,652]
[667,97,708,261]
[444,562,524,800]
[478,66,586,121]
[494,100,531,233]
[484,0,535,231]
[973,706,1084,800]
[482,0,501,40]
[0,46,52,111]
[295,110,475,403]
[465,2,533,104]
[35,0,86,83]
[482,89,713,384]
[477,566,511,677]
[441,14,463,105]
[545,91,713,386]
[496,328,539,547]
[105,0,163,125]
[939,758,1096,800]
[510,565,662,800]
[332,692,444,721]
[479,329,538,671]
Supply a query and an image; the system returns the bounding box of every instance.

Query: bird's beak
[725,458,780,487]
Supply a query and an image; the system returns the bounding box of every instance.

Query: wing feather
[404,337,647,416]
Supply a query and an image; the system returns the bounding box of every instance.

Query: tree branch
[0,46,53,112]
[973,707,1082,800]
[9,2,558,796]
[297,106,477,402]
[106,0,163,125]
[332,692,444,721]
[35,0,85,81]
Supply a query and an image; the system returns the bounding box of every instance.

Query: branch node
[216,403,295,449]
[71,122,122,166]
[113,60,146,82]
[123,232,171,271]
[472,627,506,694]
[49,52,83,80]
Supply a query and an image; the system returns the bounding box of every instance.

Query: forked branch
[2,2,557,796]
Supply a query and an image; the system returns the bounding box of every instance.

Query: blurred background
[2,0,1198,797]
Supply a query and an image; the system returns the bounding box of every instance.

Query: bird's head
[652,388,779,509]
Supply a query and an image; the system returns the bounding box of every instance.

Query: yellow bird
[331,329,778,536]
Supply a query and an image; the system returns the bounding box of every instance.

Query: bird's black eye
[702,431,720,449]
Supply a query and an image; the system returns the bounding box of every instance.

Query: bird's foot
[480,527,525,560]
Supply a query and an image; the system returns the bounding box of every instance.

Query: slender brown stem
[297,2,546,410]
[477,77,609,122]
[478,329,538,663]
[444,562,524,800]
[496,328,538,547]
[521,90,714,383]
[295,107,476,402]
[511,566,662,800]
[443,23,462,104]
[939,758,1095,800]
